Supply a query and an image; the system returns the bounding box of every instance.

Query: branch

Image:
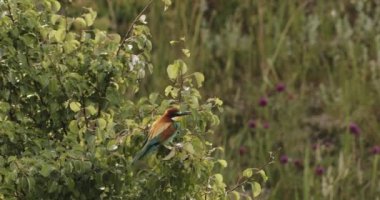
[5,0,15,23]
[225,176,248,194]
[116,0,154,56]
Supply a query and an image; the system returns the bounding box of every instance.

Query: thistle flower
[279,155,288,164]
[293,159,304,170]
[315,166,325,176]
[239,146,248,156]
[276,83,286,92]
[248,119,256,128]
[262,121,270,129]
[259,97,268,107]
[370,145,380,155]
[349,122,361,137]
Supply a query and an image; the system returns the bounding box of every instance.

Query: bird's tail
[132,142,159,165]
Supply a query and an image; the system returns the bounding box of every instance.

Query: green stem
[370,155,379,194]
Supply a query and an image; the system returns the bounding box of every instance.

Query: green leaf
[54,29,66,43]
[86,105,97,116]
[107,140,118,151]
[182,48,190,57]
[97,118,107,130]
[217,159,228,168]
[48,181,59,193]
[215,98,223,106]
[243,168,253,178]
[169,40,179,45]
[149,92,159,103]
[40,164,53,177]
[69,102,81,112]
[167,60,187,80]
[51,1,61,13]
[161,0,172,11]
[214,173,223,184]
[251,182,262,197]
[162,148,176,160]
[83,8,97,26]
[73,17,87,30]
[231,191,240,200]
[193,72,205,87]
[108,33,121,43]
[27,177,35,193]
[258,169,268,182]
[68,120,79,132]
[50,14,61,24]
[165,86,173,96]
[183,143,195,154]
[63,39,80,53]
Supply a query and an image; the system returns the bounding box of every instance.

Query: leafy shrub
[0,0,267,199]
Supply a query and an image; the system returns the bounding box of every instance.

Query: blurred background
[65,0,380,199]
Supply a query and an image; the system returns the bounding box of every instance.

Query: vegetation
[1,0,380,199]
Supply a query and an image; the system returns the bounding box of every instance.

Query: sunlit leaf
[167,59,187,80]
[183,143,195,154]
[69,102,81,112]
[182,48,190,57]
[162,148,176,160]
[73,17,87,30]
[217,159,228,168]
[107,140,118,151]
[97,118,107,130]
[243,168,253,178]
[258,169,268,182]
[251,182,262,197]
[83,8,97,26]
[193,72,205,87]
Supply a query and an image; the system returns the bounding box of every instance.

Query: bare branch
[116,0,154,56]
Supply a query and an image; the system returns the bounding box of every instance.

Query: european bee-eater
[132,107,191,164]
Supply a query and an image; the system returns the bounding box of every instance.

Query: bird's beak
[175,111,191,116]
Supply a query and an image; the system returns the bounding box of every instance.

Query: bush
[0,0,267,199]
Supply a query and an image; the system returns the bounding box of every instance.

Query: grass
[72,0,380,198]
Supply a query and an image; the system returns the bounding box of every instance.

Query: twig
[116,0,154,56]
[225,176,248,194]
[5,0,15,23]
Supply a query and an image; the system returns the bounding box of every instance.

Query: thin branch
[5,0,15,23]
[225,176,248,194]
[116,0,154,56]
[81,94,89,128]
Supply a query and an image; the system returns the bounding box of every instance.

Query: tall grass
[71,0,380,198]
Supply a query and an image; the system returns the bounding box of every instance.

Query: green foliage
[0,0,261,199]
[66,0,380,199]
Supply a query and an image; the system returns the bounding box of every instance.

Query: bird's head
[164,107,191,119]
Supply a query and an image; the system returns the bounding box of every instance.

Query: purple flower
[279,155,288,164]
[262,121,269,129]
[239,146,248,156]
[349,122,361,136]
[312,143,320,151]
[259,97,268,107]
[315,166,325,176]
[370,145,380,155]
[276,83,286,92]
[248,119,256,128]
[293,159,304,170]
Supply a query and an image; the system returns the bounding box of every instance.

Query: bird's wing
[147,119,173,141]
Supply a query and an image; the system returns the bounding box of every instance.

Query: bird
[132,107,191,164]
